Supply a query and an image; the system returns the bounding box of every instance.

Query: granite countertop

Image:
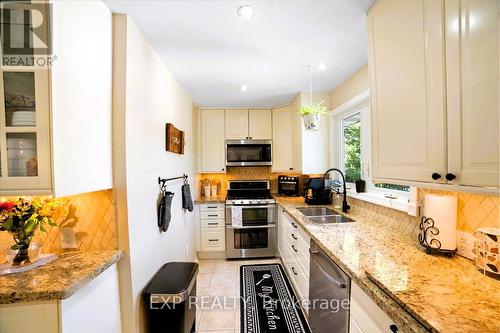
[0,250,123,304]
[194,195,226,203]
[275,197,500,333]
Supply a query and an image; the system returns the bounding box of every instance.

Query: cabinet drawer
[201,219,225,228]
[284,245,309,301]
[199,203,225,212]
[201,228,225,251]
[200,210,225,220]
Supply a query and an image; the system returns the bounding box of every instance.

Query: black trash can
[142,262,199,333]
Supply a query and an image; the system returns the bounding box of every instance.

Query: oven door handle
[226,224,276,229]
[228,205,276,209]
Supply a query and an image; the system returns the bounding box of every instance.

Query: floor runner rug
[240,264,311,333]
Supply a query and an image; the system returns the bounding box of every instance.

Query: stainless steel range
[225,180,277,259]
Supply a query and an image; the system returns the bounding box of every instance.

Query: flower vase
[12,241,31,266]
[302,114,320,131]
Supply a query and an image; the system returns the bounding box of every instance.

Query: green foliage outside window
[343,121,361,183]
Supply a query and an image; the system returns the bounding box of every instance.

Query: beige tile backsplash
[0,189,117,261]
[198,168,499,235]
[199,167,300,195]
[418,188,499,233]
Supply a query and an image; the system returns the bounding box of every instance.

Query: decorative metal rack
[418,216,457,257]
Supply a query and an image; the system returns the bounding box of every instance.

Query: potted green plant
[0,198,68,266]
[298,100,329,130]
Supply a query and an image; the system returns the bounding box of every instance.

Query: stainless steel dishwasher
[309,241,351,333]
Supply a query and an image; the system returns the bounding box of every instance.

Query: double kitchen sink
[296,207,355,224]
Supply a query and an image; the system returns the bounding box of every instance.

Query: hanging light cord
[306,65,313,105]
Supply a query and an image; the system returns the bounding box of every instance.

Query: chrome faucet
[322,168,350,213]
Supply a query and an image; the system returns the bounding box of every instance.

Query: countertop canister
[422,194,457,251]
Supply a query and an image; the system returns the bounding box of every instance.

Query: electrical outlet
[60,227,77,249]
[456,231,475,260]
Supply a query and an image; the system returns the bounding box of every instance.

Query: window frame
[329,90,411,201]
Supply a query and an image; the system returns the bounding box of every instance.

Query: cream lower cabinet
[200,110,226,173]
[198,203,225,252]
[350,281,396,333]
[0,264,121,333]
[368,0,499,188]
[278,207,310,311]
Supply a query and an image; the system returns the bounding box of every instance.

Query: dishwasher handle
[310,248,347,289]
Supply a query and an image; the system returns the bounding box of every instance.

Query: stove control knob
[232,201,236,205]
[249,201,253,204]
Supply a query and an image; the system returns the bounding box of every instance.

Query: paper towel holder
[418,216,457,257]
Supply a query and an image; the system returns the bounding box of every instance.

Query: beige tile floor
[195,258,281,333]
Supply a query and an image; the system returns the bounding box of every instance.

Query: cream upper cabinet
[272,106,293,172]
[201,110,226,173]
[0,1,114,196]
[225,109,272,140]
[0,69,52,194]
[445,0,499,187]
[368,0,499,189]
[225,109,249,140]
[249,109,272,139]
[368,0,447,184]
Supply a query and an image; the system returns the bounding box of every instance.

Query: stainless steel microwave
[225,140,272,166]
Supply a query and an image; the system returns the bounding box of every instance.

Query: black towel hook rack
[158,174,188,190]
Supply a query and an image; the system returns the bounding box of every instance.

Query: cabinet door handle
[431,173,442,180]
[289,167,294,170]
[389,324,398,333]
[291,222,297,228]
[208,214,218,217]
[208,239,219,242]
[207,206,218,209]
[291,234,297,240]
[445,173,456,181]
[291,267,298,275]
[291,245,298,252]
[208,222,218,226]
[222,168,225,171]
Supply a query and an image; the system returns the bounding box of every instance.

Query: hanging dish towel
[232,206,242,227]
[158,191,175,232]
[182,184,194,212]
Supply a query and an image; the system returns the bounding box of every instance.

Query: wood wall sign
[165,123,185,154]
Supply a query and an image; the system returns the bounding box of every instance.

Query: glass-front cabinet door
[0,68,51,194]
[0,1,52,194]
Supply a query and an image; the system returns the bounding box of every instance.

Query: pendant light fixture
[298,64,328,131]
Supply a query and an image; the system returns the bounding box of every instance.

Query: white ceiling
[104,0,375,108]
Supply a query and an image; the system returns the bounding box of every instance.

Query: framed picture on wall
[165,123,185,154]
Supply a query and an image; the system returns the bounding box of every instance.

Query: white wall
[299,92,330,174]
[51,0,113,197]
[113,14,197,333]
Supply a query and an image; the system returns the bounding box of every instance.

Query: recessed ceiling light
[318,62,327,71]
[240,84,248,92]
[237,5,255,21]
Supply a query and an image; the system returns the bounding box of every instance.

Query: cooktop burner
[225,180,276,205]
